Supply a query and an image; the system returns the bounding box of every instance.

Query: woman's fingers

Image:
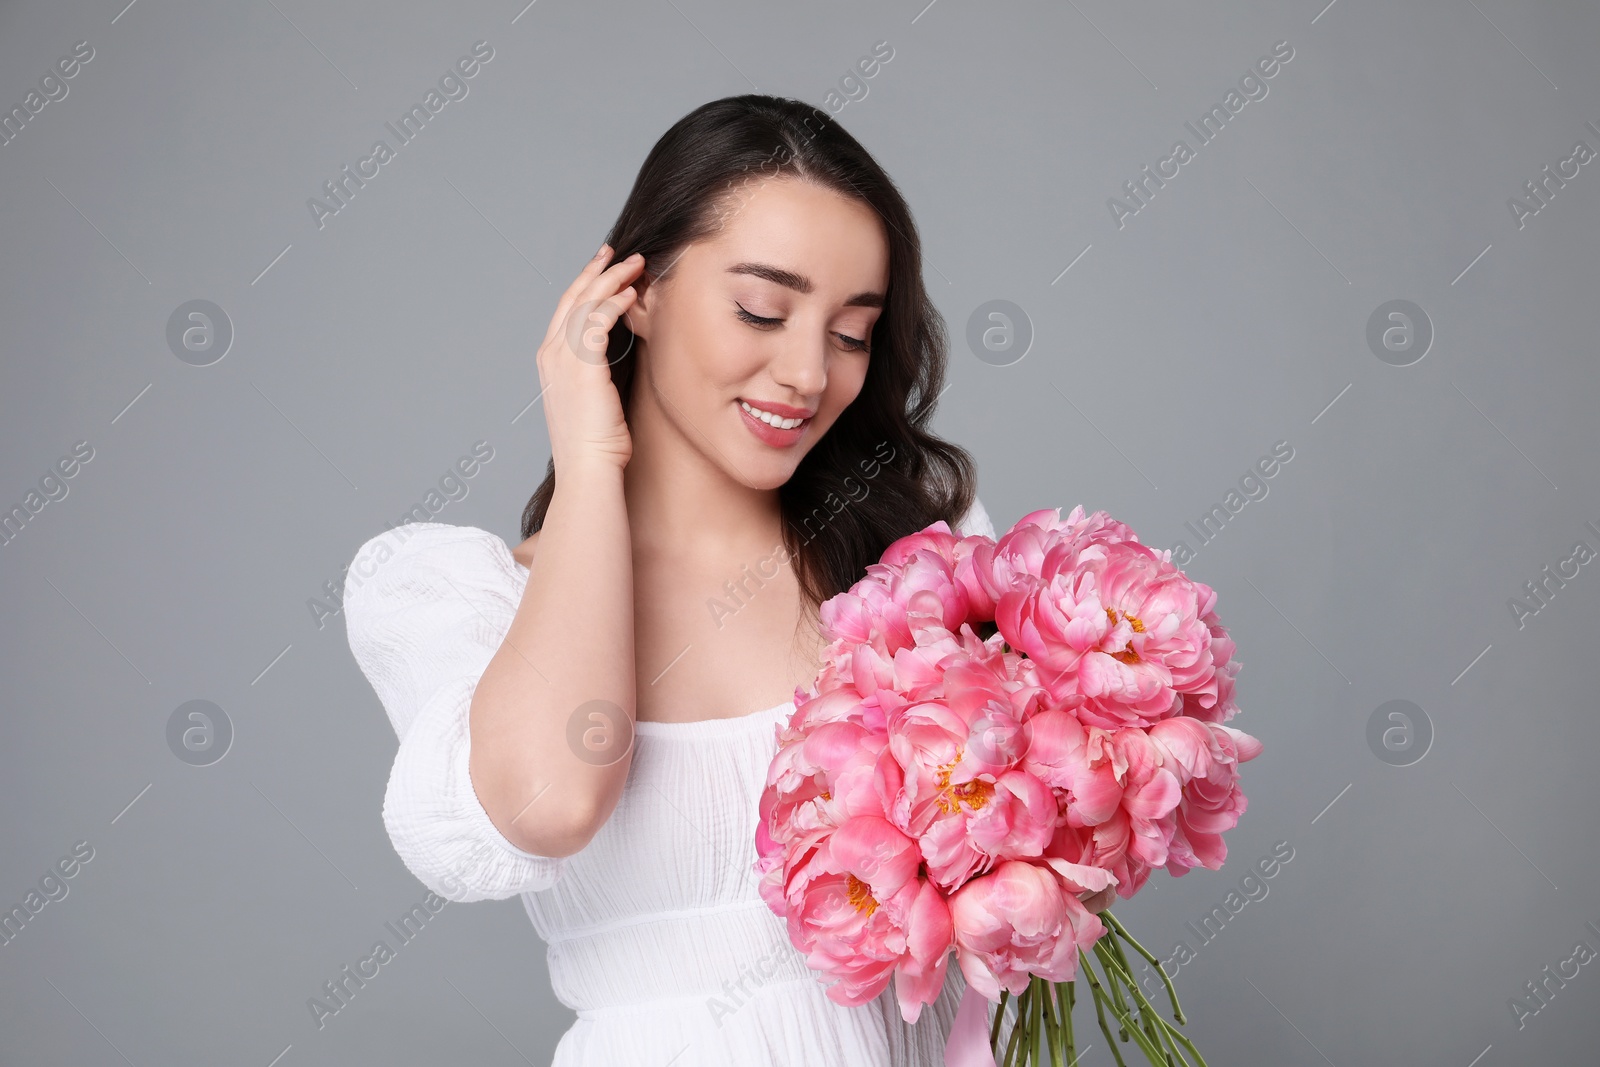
[558,254,646,362]
[564,288,640,366]
[548,250,646,352]
[544,244,616,346]
[536,250,641,474]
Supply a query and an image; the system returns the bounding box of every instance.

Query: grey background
[2,0,1597,1064]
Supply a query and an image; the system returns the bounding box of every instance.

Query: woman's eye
[734,304,781,328]
[735,304,870,353]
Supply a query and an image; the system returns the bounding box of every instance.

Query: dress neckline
[634,700,794,737]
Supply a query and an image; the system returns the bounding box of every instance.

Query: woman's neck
[623,451,785,564]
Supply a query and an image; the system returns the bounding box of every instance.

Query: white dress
[344,497,1001,1066]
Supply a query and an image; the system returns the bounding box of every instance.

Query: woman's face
[624,176,889,489]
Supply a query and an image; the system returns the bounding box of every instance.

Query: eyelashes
[733,304,780,328]
[735,303,870,353]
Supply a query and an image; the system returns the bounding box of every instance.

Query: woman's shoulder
[343,522,524,613]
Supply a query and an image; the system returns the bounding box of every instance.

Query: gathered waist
[543,898,820,1019]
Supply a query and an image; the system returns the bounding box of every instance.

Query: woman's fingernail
[596,243,609,258]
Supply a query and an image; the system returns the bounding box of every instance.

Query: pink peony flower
[1162,722,1263,875]
[818,530,972,657]
[1177,607,1243,723]
[998,540,1226,732]
[877,521,962,569]
[773,814,955,1023]
[948,859,1110,999]
[1018,709,1124,827]
[754,503,1264,1028]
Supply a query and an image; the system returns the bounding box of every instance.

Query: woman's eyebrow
[725,261,884,309]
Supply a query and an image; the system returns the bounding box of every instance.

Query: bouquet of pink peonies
[753,506,1263,1067]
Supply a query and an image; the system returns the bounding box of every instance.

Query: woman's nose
[770,332,829,396]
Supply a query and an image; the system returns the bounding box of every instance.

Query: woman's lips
[737,400,810,447]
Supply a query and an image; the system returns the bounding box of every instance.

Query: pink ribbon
[945,984,998,1067]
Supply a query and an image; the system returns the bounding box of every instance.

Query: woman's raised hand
[476,244,646,860]
[536,244,647,475]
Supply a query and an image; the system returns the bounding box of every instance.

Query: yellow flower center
[1105,607,1145,664]
[935,750,995,814]
[944,779,995,812]
[846,873,879,916]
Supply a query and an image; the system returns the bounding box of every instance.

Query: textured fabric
[345,496,1007,1065]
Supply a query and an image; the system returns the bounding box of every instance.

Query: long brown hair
[521,93,977,614]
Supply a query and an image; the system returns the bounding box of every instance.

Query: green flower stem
[1107,940,1171,1062]
[1092,942,1170,1065]
[1120,940,1203,1067]
[983,919,1208,1067]
[1077,949,1131,1067]
[1036,979,1062,1067]
[1094,941,1133,1040]
[1101,910,1186,1024]
[1100,936,1210,1067]
[1097,940,1180,1066]
[1145,1008,1209,1067]
[993,990,1011,1050]
[1057,981,1076,1061]
[1097,916,1210,1067]
[1032,974,1046,1066]
[1103,928,1169,1062]
[1002,983,1028,1067]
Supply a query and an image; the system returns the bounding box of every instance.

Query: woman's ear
[623,270,655,341]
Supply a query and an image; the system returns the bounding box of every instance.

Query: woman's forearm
[468,460,634,858]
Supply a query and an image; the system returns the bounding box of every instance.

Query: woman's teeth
[740,400,807,429]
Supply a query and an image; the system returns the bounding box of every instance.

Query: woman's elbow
[499,805,598,860]
[470,744,608,859]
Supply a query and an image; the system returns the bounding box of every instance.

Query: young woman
[345,94,999,1065]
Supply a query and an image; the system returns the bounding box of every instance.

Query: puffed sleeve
[343,522,566,901]
[955,492,997,540]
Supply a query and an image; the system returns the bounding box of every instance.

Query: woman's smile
[737,397,812,446]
